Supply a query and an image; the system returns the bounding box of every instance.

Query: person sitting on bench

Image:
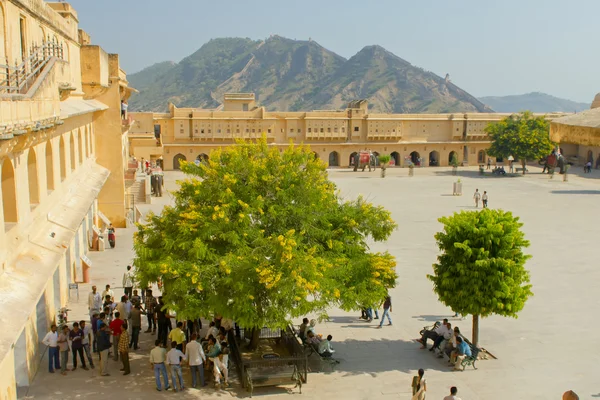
[431,322,453,352]
[318,335,335,357]
[450,336,471,371]
[298,318,309,341]
[417,319,449,349]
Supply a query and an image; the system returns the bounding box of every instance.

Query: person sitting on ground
[298,318,309,340]
[443,386,462,400]
[431,322,453,352]
[450,336,472,371]
[417,319,449,349]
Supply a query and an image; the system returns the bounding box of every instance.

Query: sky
[67,0,600,103]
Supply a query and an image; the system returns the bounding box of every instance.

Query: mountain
[479,92,589,113]
[128,36,493,113]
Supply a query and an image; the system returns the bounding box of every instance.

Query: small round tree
[427,209,533,347]
[134,137,398,348]
[378,154,391,178]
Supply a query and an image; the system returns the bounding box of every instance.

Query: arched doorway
[372,151,380,166]
[27,149,39,205]
[477,150,486,164]
[587,150,593,162]
[429,151,439,166]
[496,156,504,163]
[59,136,66,181]
[69,133,76,171]
[410,151,420,165]
[1,158,18,224]
[173,154,186,170]
[313,152,319,160]
[349,152,358,166]
[328,151,339,167]
[196,153,209,162]
[390,151,400,166]
[45,142,54,191]
[448,151,458,165]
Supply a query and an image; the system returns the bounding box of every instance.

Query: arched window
[59,136,67,181]
[428,151,440,167]
[69,133,76,171]
[78,129,84,164]
[27,149,40,205]
[1,158,18,225]
[45,141,54,191]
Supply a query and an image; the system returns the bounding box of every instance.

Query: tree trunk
[472,314,479,347]
[381,166,386,178]
[521,160,526,175]
[248,327,260,350]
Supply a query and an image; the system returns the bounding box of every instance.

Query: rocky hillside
[128,36,493,113]
[479,92,589,113]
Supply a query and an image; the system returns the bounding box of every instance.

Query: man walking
[185,333,206,388]
[377,295,392,328]
[88,285,102,323]
[129,304,142,350]
[119,322,131,375]
[150,340,170,391]
[58,325,70,375]
[144,289,157,333]
[473,189,481,208]
[122,265,134,298]
[79,321,95,369]
[109,312,124,361]
[487,158,491,170]
[42,324,60,373]
[97,323,111,376]
[482,191,489,208]
[167,341,187,392]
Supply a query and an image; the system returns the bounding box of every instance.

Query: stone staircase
[126,177,147,205]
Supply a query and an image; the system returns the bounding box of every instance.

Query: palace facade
[129,93,568,170]
[0,1,134,397]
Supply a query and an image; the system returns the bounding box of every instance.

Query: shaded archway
[59,136,67,181]
[349,152,358,166]
[477,150,486,164]
[390,151,400,166]
[587,150,593,163]
[428,151,439,166]
[69,133,76,171]
[313,152,319,160]
[372,151,380,167]
[78,129,84,164]
[410,151,420,165]
[1,158,18,224]
[328,151,339,167]
[448,151,458,164]
[27,149,39,205]
[173,154,186,170]
[196,153,209,162]
[45,142,54,191]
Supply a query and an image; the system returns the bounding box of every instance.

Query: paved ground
[26,164,600,399]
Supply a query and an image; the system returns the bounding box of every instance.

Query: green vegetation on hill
[128,36,493,113]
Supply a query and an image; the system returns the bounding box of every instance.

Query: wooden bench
[458,344,480,371]
[245,364,301,398]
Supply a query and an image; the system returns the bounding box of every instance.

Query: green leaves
[485,111,555,167]
[428,209,533,319]
[134,137,398,329]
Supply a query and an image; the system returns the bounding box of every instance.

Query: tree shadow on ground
[551,190,600,195]
[312,338,457,377]
[433,170,523,179]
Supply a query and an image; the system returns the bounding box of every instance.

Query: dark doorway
[390,151,400,166]
[349,152,358,166]
[173,154,186,170]
[410,151,420,165]
[328,151,339,167]
[429,151,439,166]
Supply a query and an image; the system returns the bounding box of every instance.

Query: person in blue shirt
[451,336,472,371]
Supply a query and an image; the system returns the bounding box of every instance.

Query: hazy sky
[67,0,599,102]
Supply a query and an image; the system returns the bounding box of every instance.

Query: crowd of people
[41,266,235,392]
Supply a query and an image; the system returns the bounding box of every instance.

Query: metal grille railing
[0,39,64,95]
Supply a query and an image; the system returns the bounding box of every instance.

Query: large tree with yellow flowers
[134,138,397,347]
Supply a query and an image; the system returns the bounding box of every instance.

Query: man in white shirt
[204,321,219,341]
[42,324,60,373]
[431,322,453,353]
[318,335,335,357]
[443,386,462,400]
[185,334,206,388]
[418,318,448,350]
[166,341,187,392]
[102,284,114,303]
[122,265,134,298]
[88,285,102,322]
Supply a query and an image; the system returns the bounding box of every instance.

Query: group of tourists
[297,318,339,364]
[417,319,471,371]
[358,294,393,328]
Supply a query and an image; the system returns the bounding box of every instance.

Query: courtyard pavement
[25,165,600,399]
